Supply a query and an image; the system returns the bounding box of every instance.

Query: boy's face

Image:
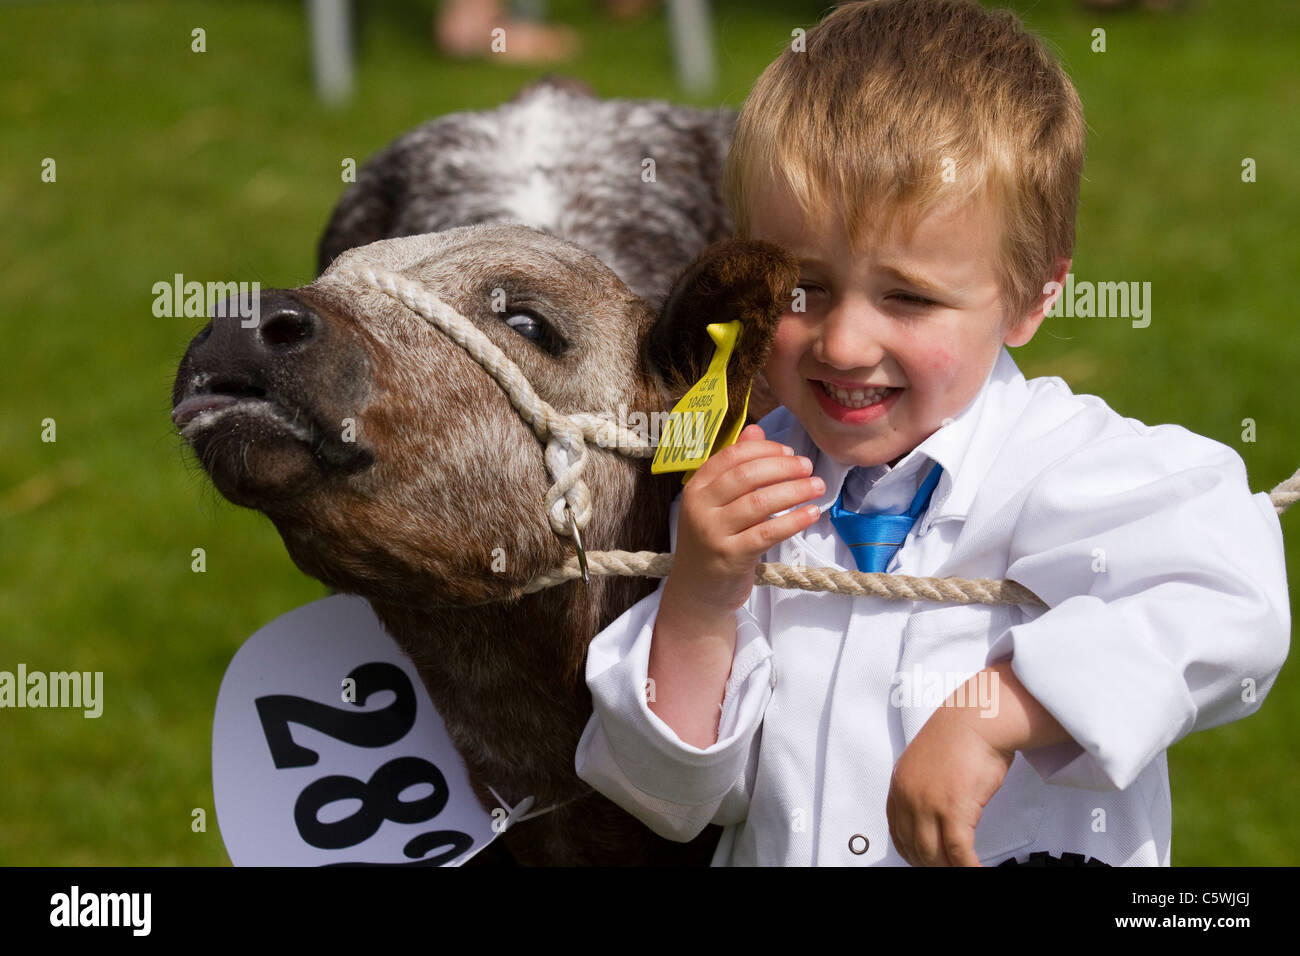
[752,182,1049,468]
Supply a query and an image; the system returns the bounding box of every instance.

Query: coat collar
[763,347,1032,540]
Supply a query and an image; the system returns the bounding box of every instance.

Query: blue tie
[829,462,944,573]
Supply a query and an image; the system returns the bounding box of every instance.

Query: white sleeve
[574,493,775,842]
[989,425,1291,791]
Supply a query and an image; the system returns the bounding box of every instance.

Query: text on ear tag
[651,320,746,480]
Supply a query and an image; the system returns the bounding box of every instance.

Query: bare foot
[437,0,579,63]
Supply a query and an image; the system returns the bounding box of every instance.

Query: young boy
[575,0,1290,865]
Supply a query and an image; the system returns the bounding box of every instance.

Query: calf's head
[174,224,795,612]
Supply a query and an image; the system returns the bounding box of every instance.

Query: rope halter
[343,267,656,575]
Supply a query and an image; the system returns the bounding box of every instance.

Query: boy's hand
[886,661,1073,866]
[886,706,1014,867]
[666,423,825,616]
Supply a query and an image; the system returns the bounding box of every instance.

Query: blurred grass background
[0,0,1295,865]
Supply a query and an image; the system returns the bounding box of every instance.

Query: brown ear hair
[646,238,798,435]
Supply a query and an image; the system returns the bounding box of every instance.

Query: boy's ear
[1006,257,1071,347]
[645,238,798,433]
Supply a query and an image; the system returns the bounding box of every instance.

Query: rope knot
[545,421,592,535]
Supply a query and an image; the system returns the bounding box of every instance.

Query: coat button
[848,834,869,855]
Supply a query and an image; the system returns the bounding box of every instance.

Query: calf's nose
[257,300,320,350]
[187,291,323,367]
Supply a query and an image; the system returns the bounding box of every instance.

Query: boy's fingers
[886,786,916,865]
[734,503,821,556]
[941,816,981,868]
[705,438,792,469]
[710,457,819,514]
[688,438,795,493]
[724,476,823,535]
[911,815,946,867]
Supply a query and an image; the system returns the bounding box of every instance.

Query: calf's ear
[645,238,798,434]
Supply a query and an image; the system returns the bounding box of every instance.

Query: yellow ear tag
[651,320,751,484]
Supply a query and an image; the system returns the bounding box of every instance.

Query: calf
[172,226,797,865]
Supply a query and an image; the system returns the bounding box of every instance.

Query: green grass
[0,0,1296,865]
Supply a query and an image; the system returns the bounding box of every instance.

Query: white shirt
[574,347,1291,866]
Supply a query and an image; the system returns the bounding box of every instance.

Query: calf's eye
[505,311,545,340]
[502,309,566,356]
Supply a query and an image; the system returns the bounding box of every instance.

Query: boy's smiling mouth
[810,378,904,423]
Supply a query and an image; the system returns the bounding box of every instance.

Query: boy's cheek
[764,324,801,380]
[769,316,800,351]
[907,350,978,435]
[924,343,958,384]
[916,344,982,413]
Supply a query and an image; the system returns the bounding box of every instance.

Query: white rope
[344,267,654,538]
[517,550,1051,607]
[344,266,1298,608]
[1272,471,1300,517]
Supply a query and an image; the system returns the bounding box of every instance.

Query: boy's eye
[889,292,937,307]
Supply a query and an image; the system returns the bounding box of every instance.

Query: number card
[212,594,498,866]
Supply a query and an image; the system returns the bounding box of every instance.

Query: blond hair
[725,0,1086,326]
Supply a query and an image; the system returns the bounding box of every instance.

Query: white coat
[575,347,1291,866]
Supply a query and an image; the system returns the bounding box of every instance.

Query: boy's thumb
[737,424,765,443]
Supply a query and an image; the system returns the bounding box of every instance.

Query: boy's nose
[815,298,889,372]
